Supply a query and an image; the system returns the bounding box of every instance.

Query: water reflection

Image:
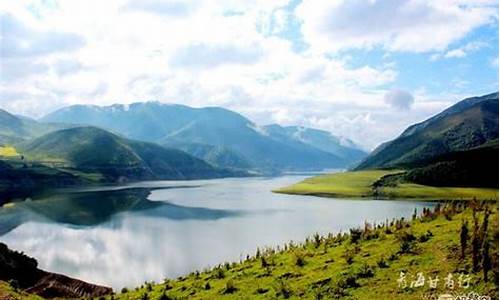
[0,187,241,235]
[0,176,435,289]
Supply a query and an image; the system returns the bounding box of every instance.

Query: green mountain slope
[19,127,234,181]
[41,103,364,172]
[0,109,68,144]
[167,142,252,171]
[355,92,499,170]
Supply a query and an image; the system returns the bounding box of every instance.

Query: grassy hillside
[275,170,498,200]
[163,142,252,171]
[0,281,43,300]
[83,201,498,300]
[355,92,498,170]
[18,126,235,182]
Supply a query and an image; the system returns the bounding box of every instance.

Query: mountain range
[41,102,367,172]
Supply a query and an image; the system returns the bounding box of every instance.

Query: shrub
[215,267,225,279]
[418,230,433,243]
[338,275,359,289]
[356,263,374,278]
[274,278,293,298]
[388,253,399,261]
[261,256,268,268]
[294,252,306,267]
[397,231,417,254]
[377,257,389,268]
[222,279,237,294]
[350,228,363,244]
[313,233,322,248]
[158,293,172,300]
[342,249,355,265]
[120,287,128,294]
[8,279,19,291]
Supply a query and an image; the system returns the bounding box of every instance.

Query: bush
[342,249,355,265]
[350,228,363,244]
[120,287,128,294]
[215,267,225,279]
[261,256,268,268]
[377,257,389,268]
[397,231,417,254]
[274,278,293,298]
[222,279,237,294]
[313,233,322,248]
[294,252,306,267]
[158,293,173,300]
[8,279,19,291]
[418,230,433,243]
[356,263,374,278]
[338,275,359,289]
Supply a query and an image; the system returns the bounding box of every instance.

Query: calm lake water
[0,176,434,289]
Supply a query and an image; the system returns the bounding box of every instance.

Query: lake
[0,176,434,289]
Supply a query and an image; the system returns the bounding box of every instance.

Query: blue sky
[0,0,498,149]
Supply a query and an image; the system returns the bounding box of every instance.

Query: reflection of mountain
[0,187,241,235]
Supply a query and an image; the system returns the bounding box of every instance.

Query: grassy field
[0,145,19,157]
[95,201,498,300]
[0,281,43,300]
[275,170,499,200]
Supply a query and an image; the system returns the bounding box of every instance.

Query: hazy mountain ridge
[263,124,367,165]
[41,102,366,172]
[0,109,70,144]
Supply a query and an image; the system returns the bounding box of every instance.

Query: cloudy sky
[0,0,498,149]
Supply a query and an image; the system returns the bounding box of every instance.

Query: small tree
[482,238,491,282]
[460,220,469,259]
[480,208,491,281]
[472,209,481,271]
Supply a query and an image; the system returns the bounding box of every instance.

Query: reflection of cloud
[0,178,434,289]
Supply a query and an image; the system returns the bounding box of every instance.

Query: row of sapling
[461,201,495,282]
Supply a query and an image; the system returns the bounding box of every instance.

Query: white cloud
[383,89,414,110]
[296,0,497,53]
[0,0,495,150]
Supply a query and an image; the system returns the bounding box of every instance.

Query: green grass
[0,280,44,300]
[0,145,19,157]
[275,170,400,198]
[275,170,499,200]
[103,202,498,300]
[381,183,499,200]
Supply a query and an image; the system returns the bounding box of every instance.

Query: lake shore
[274,170,499,200]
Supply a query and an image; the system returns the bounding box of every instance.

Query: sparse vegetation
[73,201,500,300]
